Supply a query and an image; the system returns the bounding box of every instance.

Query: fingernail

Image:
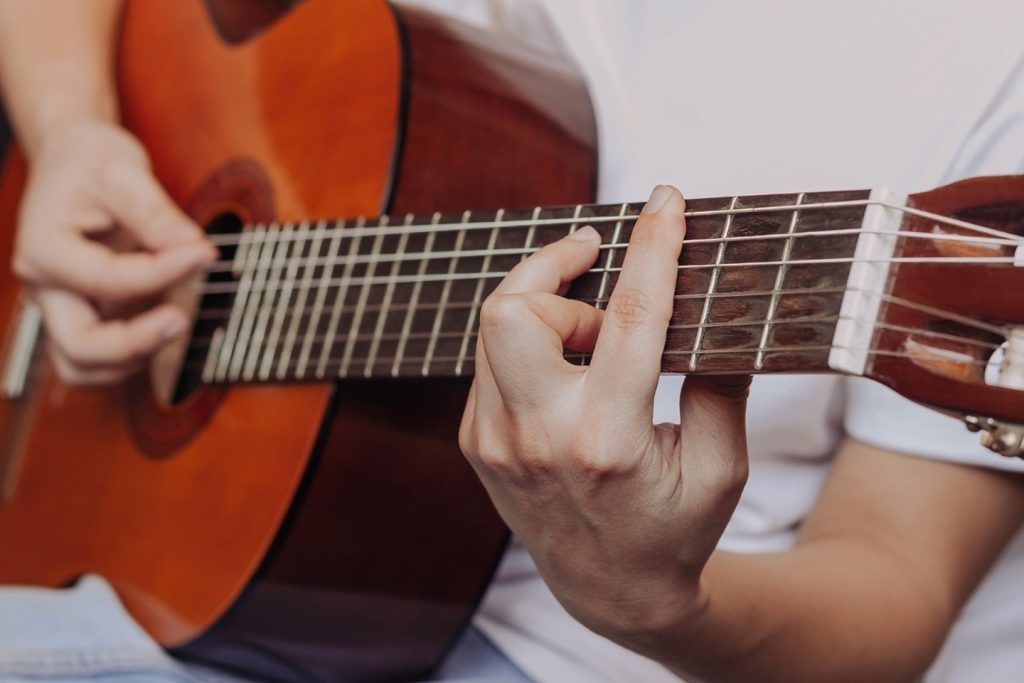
[642,185,674,215]
[569,225,600,242]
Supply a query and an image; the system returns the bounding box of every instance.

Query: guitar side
[0,1,596,681]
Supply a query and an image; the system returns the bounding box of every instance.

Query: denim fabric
[0,576,529,683]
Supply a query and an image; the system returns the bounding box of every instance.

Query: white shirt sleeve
[844,377,1024,472]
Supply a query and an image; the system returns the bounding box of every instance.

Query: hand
[12,120,217,385]
[460,185,751,645]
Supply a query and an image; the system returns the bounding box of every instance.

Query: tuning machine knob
[964,415,1024,459]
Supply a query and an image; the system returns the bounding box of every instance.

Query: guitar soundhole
[129,156,275,457]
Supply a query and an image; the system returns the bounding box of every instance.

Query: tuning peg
[964,415,1024,459]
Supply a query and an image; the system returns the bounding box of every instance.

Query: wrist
[16,84,119,160]
[615,575,711,656]
[561,569,711,658]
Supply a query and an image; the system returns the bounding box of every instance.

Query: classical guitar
[1,1,1023,683]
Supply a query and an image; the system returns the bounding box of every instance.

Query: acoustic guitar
[0,1,1022,682]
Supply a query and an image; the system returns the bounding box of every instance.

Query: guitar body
[0,1,596,681]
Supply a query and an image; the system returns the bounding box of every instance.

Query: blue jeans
[0,576,529,682]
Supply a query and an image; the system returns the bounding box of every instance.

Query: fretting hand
[460,185,752,645]
[12,120,217,384]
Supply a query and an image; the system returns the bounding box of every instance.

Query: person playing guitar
[1,1,1024,682]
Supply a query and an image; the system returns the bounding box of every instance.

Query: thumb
[677,374,752,466]
[102,163,212,251]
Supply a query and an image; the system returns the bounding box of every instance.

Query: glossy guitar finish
[0,1,596,681]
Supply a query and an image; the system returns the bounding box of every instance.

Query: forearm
[0,0,124,157]
[613,439,1024,683]
[636,543,949,683]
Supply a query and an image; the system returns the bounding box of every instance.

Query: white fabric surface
[400,2,1024,682]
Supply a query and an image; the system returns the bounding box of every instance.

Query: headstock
[865,175,1024,457]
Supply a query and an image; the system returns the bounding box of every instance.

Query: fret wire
[293,222,331,378]
[578,203,628,367]
[756,193,804,370]
[229,224,280,381]
[691,197,738,371]
[392,212,441,377]
[365,214,413,378]
[214,226,265,382]
[594,203,629,311]
[423,210,471,376]
[315,218,359,379]
[280,221,328,378]
[201,327,225,383]
[242,223,291,381]
[456,208,509,375]
[201,198,1022,249]
[203,227,258,383]
[339,215,388,378]
[519,207,542,265]
[258,220,311,380]
[276,222,319,378]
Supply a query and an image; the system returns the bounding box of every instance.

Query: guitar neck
[184,187,886,386]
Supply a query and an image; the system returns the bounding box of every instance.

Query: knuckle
[607,286,662,330]
[475,442,517,475]
[479,294,529,335]
[566,424,635,481]
[457,418,477,459]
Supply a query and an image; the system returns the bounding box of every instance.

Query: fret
[339,215,388,378]
[690,197,738,371]
[567,203,584,235]
[273,221,321,379]
[189,188,876,385]
[365,214,413,377]
[595,203,629,310]
[201,327,225,384]
[316,218,361,378]
[242,224,291,380]
[755,193,804,369]
[422,210,470,376]
[520,206,542,263]
[228,223,280,381]
[292,220,331,376]
[259,221,313,380]
[213,226,266,382]
[456,208,506,376]
[392,212,441,377]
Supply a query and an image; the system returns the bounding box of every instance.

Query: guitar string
[182,343,1000,378]
[178,289,1008,378]
[193,286,852,320]
[200,226,1019,275]
[195,254,1019,297]
[181,317,1003,356]
[200,198,1024,247]
[189,286,1009,342]
[184,286,1007,356]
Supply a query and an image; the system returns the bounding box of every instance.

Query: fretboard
[178,189,870,390]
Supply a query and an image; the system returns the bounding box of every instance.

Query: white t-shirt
[401,2,1024,681]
